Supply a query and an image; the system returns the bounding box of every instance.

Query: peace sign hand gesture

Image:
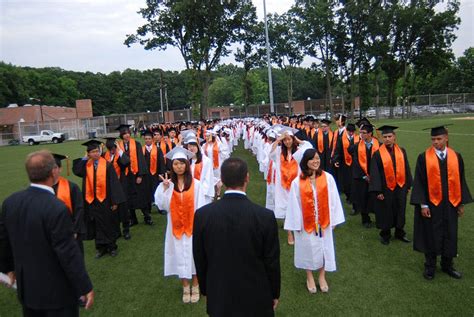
[159,173,171,191]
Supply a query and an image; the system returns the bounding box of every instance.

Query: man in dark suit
[193,157,280,317]
[0,150,94,316]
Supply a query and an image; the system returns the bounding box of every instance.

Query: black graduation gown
[410,151,472,257]
[122,140,149,210]
[369,146,413,231]
[315,132,333,173]
[331,129,343,190]
[72,159,126,245]
[333,134,356,199]
[350,139,381,213]
[142,146,166,205]
[104,151,131,235]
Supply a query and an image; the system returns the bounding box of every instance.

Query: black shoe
[123,233,131,240]
[130,220,138,227]
[110,249,118,257]
[363,222,372,229]
[423,270,435,280]
[144,219,154,226]
[442,268,462,279]
[380,237,390,245]
[95,250,107,259]
[158,209,167,215]
[396,236,411,243]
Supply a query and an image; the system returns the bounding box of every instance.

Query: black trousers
[379,228,406,240]
[424,253,453,273]
[22,305,79,317]
[130,208,152,223]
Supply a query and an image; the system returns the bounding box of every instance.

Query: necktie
[366,142,372,150]
[439,152,445,160]
[94,160,98,170]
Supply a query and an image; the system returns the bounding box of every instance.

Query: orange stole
[205,142,219,169]
[142,144,158,175]
[266,160,274,185]
[342,132,359,166]
[425,147,461,207]
[103,151,121,178]
[56,177,73,214]
[378,144,406,190]
[85,158,107,204]
[358,139,379,176]
[280,153,298,190]
[317,130,333,153]
[169,181,195,239]
[193,161,203,180]
[300,173,330,234]
[118,139,138,175]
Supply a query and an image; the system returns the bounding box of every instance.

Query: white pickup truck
[22,130,66,146]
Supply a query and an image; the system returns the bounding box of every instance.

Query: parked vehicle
[22,130,66,146]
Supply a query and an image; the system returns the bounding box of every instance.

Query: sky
[0,0,473,74]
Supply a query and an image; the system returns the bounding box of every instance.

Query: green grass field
[0,115,473,316]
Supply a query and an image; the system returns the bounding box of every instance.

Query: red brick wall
[76,99,93,118]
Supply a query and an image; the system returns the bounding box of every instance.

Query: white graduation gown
[269,141,313,219]
[155,180,206,279]
[203,140,228,180]
[191,155,215,205]
[284,172,345,272]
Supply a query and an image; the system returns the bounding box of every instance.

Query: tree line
[1,0,473,117]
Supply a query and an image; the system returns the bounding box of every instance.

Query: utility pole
[160,72,165,123]
[263,0,274,113]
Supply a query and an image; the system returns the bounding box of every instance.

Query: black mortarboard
[115,124,131,134]
[355,117,371,128]
[82,139,102,152]
[377,125,398,134]
[336,114,347,121]
[320,119,332,125]
[423,124,452,136]
[143,130,153,137]
[347,123,356,132]
[359,123,374,133]
[104,137,117,149]
[52,153,67,167]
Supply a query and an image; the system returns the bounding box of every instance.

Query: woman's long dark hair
[299,148,322,179]
[184,143,202,164]
[170,158,193,192]
[281,135,298,160]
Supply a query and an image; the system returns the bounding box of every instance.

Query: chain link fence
[1,93,473,146]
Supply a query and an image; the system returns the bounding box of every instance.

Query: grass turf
[0,115,473,316]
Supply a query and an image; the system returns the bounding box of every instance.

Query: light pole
[263,0,274,114]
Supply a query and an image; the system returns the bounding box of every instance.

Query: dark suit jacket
[0,186,93,310]
[193,193,280,317]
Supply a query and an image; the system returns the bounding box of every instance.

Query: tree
[268,12,304,113]
[291,0,339,115]
[125,0,257,119]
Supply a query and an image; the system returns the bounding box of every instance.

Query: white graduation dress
[155,180,206,279]
[190,155,215,205]
[284,172,345,271]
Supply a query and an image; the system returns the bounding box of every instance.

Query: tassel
[66,156,70,176]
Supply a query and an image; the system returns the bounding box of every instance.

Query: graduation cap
[165,146,194,161]
[266,129,277,139]
[104,137,117,149]
[115,124,131,134]
[52,153,67,168]
[143,130,153,137]
[81,139,102,152]
[320,119,332,125]
[180,129,197,139]
[355,117,371,128]
[377,125,398,134]
[335,113,347,122]
[359,123,374,133]
[346,123,356,132]
[423,124,452,136]
[183,135,204,145]
[279,126,299,136]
